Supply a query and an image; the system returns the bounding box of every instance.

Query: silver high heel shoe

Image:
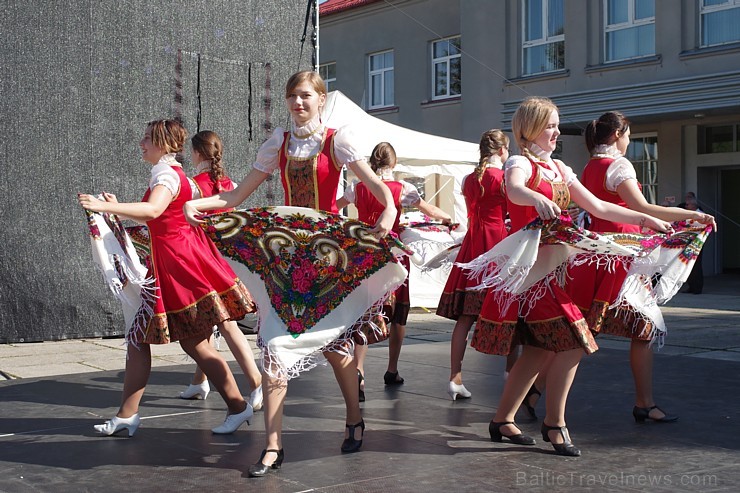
[180,381,210,400]
[248,385,263,412]
[211,403,253,434]
[94,414,140,437]
[447,381,472,401]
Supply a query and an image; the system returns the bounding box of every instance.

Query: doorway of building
[720,168,740,273]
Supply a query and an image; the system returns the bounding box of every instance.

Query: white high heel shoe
[211,403,253,434]
[180,381,210,400]
[94,414,140,437]
[248,385,263,412]
[447,381,472,401]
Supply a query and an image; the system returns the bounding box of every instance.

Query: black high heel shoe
[633,405,678,423]
[383,370,404,386]
[521,384,541,421]
[541,423,581,457]
[341,419,365,453]
[358,370,365,403]
[248,448,284,477]
[489,421,536,445]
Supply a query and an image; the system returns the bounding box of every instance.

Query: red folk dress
[134,157,253,345]
[191,170,235,214]
[437,165,507,319]
[572,150,652,341]
[354,179,411,324]
[472,157,599,356]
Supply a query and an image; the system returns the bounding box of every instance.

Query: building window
[431,36,461,99]
[522,0,565,75]
[604,0,655,62]
[701,0,740,47]
[698,124,740,153]
[626,134,659,204]
[368,50,394,109]
[319,62,336,92]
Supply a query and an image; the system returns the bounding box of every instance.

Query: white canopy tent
[321,90,479,229]
[321,91,479,307]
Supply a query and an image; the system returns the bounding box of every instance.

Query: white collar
[194,160,211,174]
[592,143,622,158]
[291,117,323,139]
[529,143,552,162]
[157,153,180,166]
[485,156,504,169]
[377,168,394,181]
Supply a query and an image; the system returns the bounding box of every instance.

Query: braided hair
[474,129,509,196]
[191,130,226,191]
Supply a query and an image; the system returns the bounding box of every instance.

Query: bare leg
[355,343,367,381]
[260,370,288,465]
[387,322,405,374]
[542,349,583,444]
[493,346,548,436]
[449,315,475,384]
[630,339,667,419]
[117,343,152,418]
[189,332,212,385]
[326,350,363,440]
[219,320,262,391]
[180,334,245,414]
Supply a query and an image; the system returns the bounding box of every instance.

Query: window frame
[319,62,336,92]
[521,0,565,76]
[626,132,659,204]
[699,0,740,47]
[430,35,462,101]
[367,50,394,109]
[603,0,655,62]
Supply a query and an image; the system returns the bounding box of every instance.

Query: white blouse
[343,176,421,208]
[505,144,576,185]
[252,117,365,174]
[149,154,181,196]
[591,144,638,192]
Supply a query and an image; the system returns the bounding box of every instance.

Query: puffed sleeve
[553,159,577,185]
[188,178,201,199]
[400,180,422,207]
[252,128,286,174]
[332,125,366,166]
[149,164,180,196]
[343,180,358,204]
[504,155,533,181]
[605,157,638,192]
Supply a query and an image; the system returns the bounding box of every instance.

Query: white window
[604,0,655,62]
[431,36,461,99]
[626,134,659,204]
[700,0,740,47]
[368,50,394,109]
[319,62,336,92]
[522,0,565,75]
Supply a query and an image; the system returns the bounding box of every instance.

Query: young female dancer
[472,97,672,456]
[183,71,398,476]
[179,130,263,412]
[78,120,255,437]
[577,111,715,422]
[337,141,452,398]
[436,129,509,401]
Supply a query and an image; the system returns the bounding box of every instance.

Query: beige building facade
[319,0,740,275]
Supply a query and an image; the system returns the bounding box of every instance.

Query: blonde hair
[474,129,509,196]
[511,96,558,160]
[284,70,327,98]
